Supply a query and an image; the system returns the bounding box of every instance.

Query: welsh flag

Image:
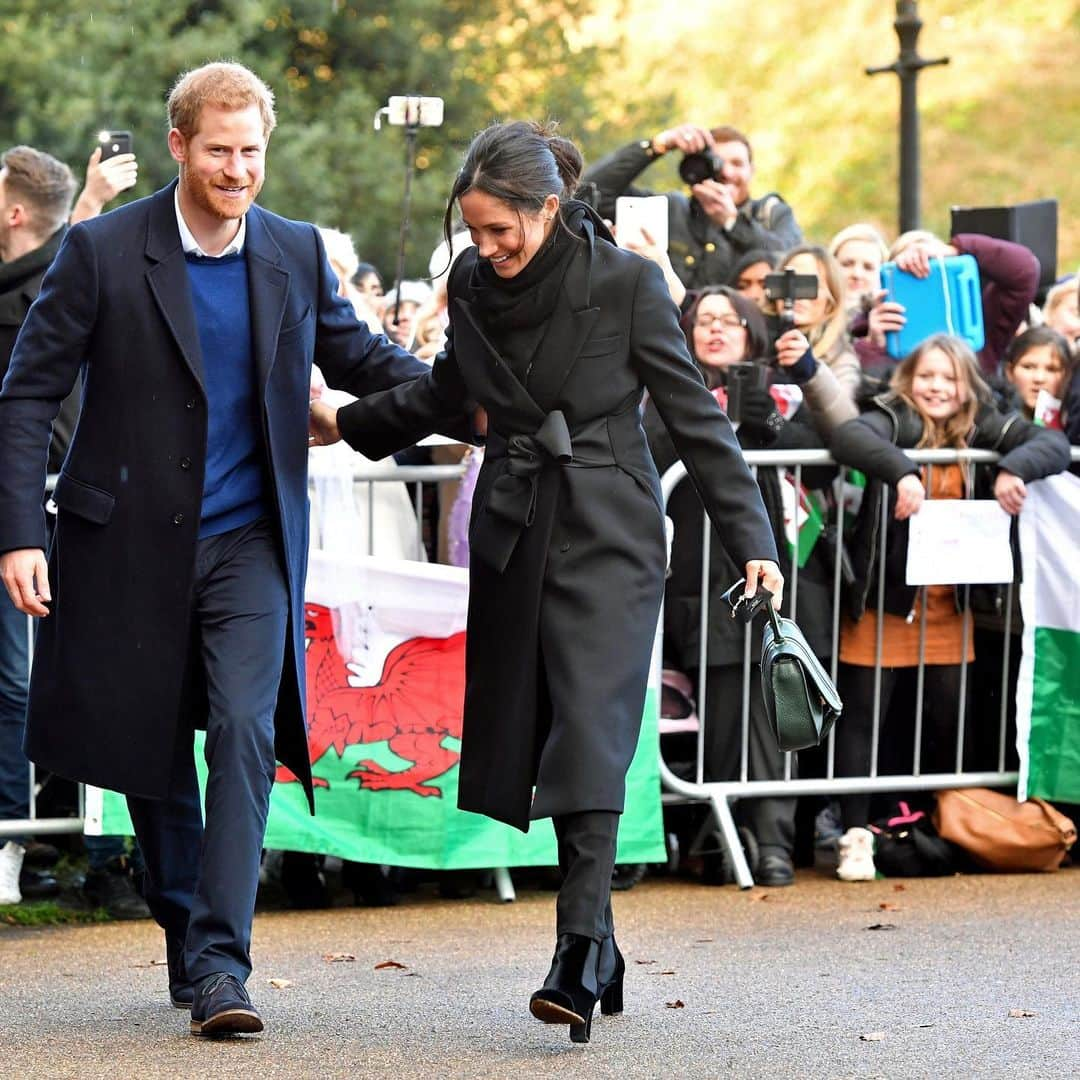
[87,551,666,868]
[1016,472,1080,803]
[779,475,824,568]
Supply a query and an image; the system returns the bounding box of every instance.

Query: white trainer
[0,840,25,904]
[836,827,877,882]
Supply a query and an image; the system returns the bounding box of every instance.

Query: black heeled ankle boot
[529,933,601,1043]
[598,934,625,1016]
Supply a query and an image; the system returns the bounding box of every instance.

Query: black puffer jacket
[830,393,1071,621]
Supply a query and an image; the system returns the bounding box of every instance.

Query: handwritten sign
[905,499,1014,585]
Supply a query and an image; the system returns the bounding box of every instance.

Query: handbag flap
[762,616,842,716]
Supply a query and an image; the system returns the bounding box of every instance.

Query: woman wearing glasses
[645,285,854,886]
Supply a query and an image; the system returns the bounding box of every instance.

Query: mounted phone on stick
[373,96,445,326]
[764,268,817,336]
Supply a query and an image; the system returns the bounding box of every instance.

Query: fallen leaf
[1008,1009,1036,1019]
[893,883,906,892]
[268,978,293,990]
[866,923,897,931]
[860,1031,886,1042]
[878,902,901,912]
[648,970,677,976]
[150,958,167,967]
[634,959,657,965]
[374,960,408,971]
[403,972,422,977]
[751,892,775,902]
[665,1000,685,1009]
[323,953,356,963]
[694,938,714,943]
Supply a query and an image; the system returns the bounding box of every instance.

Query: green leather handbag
[760,603,842,752]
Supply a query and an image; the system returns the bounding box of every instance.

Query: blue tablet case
[879,254,985,359]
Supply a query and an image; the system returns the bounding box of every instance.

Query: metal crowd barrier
[658,447,1080,889]
[0,460,466,843]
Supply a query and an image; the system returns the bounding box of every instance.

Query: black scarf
[465,200,595,334]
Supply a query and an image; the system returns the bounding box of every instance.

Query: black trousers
[693,665,796,853]
[553,811,619,941]
[126,517,288,985]
[835,662,964,831]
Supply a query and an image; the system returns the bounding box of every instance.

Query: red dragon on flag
[275,604,467,796]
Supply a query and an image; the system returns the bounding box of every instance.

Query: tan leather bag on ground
[934,788,1076,872]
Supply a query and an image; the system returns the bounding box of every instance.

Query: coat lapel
[452,296,545,424]
[243,207,290,397]
[144,183,204,389]
[525,229,600,409]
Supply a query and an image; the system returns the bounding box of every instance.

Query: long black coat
[0,182,440,807]
[337,218,777,831]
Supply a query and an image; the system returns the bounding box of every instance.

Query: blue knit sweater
[184,251,268,538]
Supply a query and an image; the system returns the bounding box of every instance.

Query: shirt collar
[174,187,246,257]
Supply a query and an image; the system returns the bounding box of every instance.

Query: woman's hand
[894,473,925,520]
[894,240,958,280]
[308,400,342,447]
[775,328,811,368]
[994,470,1027,515]
[744,559,784,612]
[865,289,907,348]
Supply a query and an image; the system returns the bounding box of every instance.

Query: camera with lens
[678,149,723,186]
[764,268,818,338]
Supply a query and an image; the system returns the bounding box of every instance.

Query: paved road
[1,869,1077,1079]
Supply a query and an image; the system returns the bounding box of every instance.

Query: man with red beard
[0,62,451,1036]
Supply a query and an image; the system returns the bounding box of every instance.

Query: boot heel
[569,1007,594,1043]
[599,976,623,1015]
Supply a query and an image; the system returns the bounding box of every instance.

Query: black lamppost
[867,1,949,233]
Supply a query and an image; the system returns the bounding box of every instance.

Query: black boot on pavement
[83,856,152,919]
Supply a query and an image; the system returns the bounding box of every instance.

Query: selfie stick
[374,99,426,329]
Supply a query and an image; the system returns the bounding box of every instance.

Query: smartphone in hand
[97,130,133,161]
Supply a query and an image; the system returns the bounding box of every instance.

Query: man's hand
[690,179,738,230]
[744,559,784,612]
[866,289,907,348]
[308,400,341,447]
[0,549,51,617]
[994,471,1027,515]
[894,240,957,280]
[894,473,925,520]
[775,328,812,368]
[652,124,713,155]
[70,147,138,225]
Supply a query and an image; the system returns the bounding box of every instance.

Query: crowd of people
[1,110,1077,923]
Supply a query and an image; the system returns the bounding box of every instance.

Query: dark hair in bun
[442,119,584,261]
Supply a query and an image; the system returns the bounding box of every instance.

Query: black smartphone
[725,362,767,423]
[97,130,133,161]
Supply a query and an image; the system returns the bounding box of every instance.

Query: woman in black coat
[646,285,850,887]
[310,121,781,1043]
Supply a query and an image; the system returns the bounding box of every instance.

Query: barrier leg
[711,793,754,889]
[492,866,516,903]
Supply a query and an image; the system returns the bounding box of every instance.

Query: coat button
[186,398,197,410]
[559,542,571,553]
[172,513,184,525]
[179,457,192,470]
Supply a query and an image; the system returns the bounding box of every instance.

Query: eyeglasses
[696,314,746,331]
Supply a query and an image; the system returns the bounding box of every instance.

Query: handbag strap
[767,601,785,642]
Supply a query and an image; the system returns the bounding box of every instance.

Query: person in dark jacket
[0,63,458,1037]
[580,123,802,290]
[310,120,782,1044]
[645,286,851,887]
[829,334,1070,880]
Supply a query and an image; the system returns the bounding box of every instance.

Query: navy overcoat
[0,182,441,807]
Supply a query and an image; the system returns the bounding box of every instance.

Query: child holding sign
[828,334,1070,880]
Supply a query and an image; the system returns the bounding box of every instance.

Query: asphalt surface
[0,868,1077,1079]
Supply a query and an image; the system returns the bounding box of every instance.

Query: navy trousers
[126,517,288,985]
[0,592,31,840]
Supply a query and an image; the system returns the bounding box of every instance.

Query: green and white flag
[1016,471,1080,803]
[87,550,666,867]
